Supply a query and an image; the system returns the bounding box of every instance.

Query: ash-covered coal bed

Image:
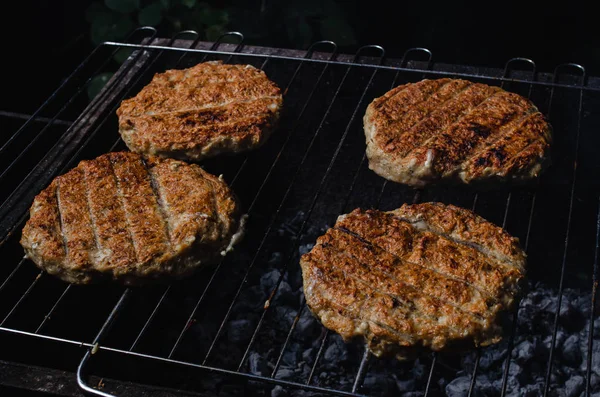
[244,275,598,396]
[192,211,600,397]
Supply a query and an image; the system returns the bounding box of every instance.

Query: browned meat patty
[117,61,283,161]
[20,152,244,285]
[300,202,526,359]
[364,78,552,187]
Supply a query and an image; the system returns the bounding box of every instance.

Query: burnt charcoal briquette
[561,334,582,367]
[564,375,585,397]
[445,376,471,397]
[249,351,269,376]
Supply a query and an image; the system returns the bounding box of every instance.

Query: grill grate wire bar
[0,31,597,397]
[100,41,600,93]
[0,28,158,240]
[36,29,206,336]
[166,39,339,361]
[466,57,537,397]
[234,44,387,372]
[0,29,204,332]
[194,45,385,367]
[543,63,587,397]
[587,198,600,396]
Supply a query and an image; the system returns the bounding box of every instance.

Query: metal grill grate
[1,29,599,397]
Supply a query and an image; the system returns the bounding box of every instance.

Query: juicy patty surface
[20,152,243,284]
[117,61,283,161]
[363,78,552,187]
[300,202,526,359]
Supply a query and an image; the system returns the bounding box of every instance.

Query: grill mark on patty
[375,80,473,151]
[172,70,269,86]
[456,110,540,176]
[108,155,139,266]
[146,162,183,250]
[499,139,548,175]
[375,79,447,113]
[21,152,243,284]
[151,160,217,251]
[312,257,487,341]
[172,72,269,87]
[371,80,449,129]
[305,264,417,344]
[401,89,503,160]
[56,169,98,269]
[121,73,278,118]
[152,63,266,88]
[81,162,101,263]
[373,84,411,108]
[320,230,494,320]
[392,216,523,271]
[117,61,282,162]
[54,180,69,263]
[394,203,525,267]
[125,96,282,120]
[125,78,280,117]
[301,204,525,356]
[312,299,416,348]
[314,239,492,327]
[308,288,416,346]
[334,226,504,303]
[394,80,470,126]
[426,93,539,176]
[23,185,66,263]
[141,157,173,249]
[111,153,172,264]
[306,257,479,347]
[82,156,136,268]
[124,113,273,145]
[384,84,497,158]
[336,211,521,294]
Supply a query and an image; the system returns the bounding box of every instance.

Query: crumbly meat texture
[300,202,526,359]
[117,61,283,161]
[20,152,243,285]
[363,78,552,187]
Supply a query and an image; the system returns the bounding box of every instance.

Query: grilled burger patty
[20,152,244,284]
[117,61,283,161]
[364,78,552,187]
[300,202,526,359]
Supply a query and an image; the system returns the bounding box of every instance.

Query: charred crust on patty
[300,202,526,359]
[20,152,245,285]
[363,78,552,187]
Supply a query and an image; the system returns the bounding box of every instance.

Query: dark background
[0,1,597,396]
[1,0,598,120]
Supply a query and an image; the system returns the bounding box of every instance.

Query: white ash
[238,281,598,396]
[200,210,599,396]
[445,283,597,397]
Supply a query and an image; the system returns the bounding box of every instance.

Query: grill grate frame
[0,30,599,397]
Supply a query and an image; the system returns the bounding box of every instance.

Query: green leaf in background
[285,14,313,49]
[104,0,140,13]
[113,48,133,64]
[85,2,110,23]
[197,6,228,26]
[225,7,264,40]
[138,2,163,26]
[320,15,356,47]
[86,2,117,29]
[166,15,183,32]
[90,13,134,45]
[87,72,114,100]
[180,0,196,9]
[205,24,226,41]
[159,0,171,9]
